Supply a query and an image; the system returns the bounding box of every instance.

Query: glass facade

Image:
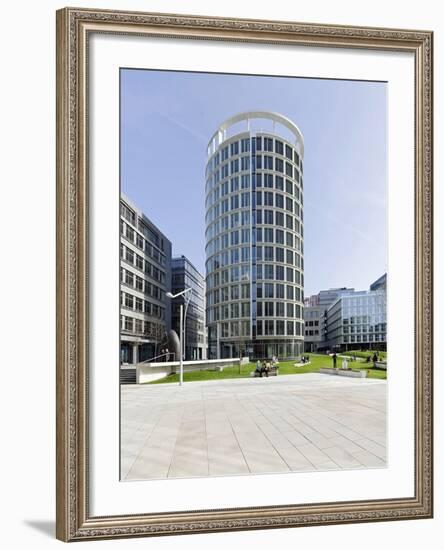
[205,113,305,360]
[171,256,207,360]
[325,290,387,350]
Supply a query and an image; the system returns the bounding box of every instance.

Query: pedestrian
[372,352,378,368]
[332,352,337,368]
[255,360,262,377]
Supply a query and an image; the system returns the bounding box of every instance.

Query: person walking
[332,352,337,368]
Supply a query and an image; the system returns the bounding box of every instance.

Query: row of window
[207,283,303,306]
[206,279,304,301]
[120,201,165,252]
[207,136,302,173]
[343,334,386,343]
[206,192,302,226]
[206,174,303,209]
[211,319,304,339]
[208,299,303,321]
[305,320,319,327]
[343,325,386,334]
[120,315,164,339]
[206,241,303,269]
[206,237,303,272]
[120,220,166,267]
[206,160,302,196]
[120,244,166,285]
[305,329,320,336]
[120,291,165,320]
[205,209,304,244]
[120,267,164,302]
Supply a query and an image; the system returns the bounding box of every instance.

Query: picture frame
[56,6,433,542]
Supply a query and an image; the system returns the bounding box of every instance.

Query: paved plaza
[121,374,387,481]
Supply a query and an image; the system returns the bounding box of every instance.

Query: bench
[251,364,279,377]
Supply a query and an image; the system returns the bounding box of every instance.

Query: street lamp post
[166,287,192,386]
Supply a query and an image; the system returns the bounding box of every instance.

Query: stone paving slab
[121,373,387,481]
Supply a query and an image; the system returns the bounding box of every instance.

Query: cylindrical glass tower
[205,112,304,360]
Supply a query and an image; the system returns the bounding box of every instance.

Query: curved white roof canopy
[208,111,304,156]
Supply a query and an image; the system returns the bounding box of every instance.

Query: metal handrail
[139,352,175,364]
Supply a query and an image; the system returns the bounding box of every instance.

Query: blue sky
[121,69,387,297]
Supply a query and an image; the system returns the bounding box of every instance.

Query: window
[275,140,284,155]
[275,247,284,262]
[241,229,250,243]
[263,210,274,224]
[276,320,285,335]
[264,228,274,242]
[241,138,250,153]
[285,144,293,160]
[230,231,239,245]
[241,156,250,171]
[275,175,284,190]
[287,321,294,335]
[125,248,134,264]
[286,285,294,300]
[285,162,293,178]
[286,267,294,282]
[275,212,284,226]
[230,141,239,156]
[230,159,239,174]
[241,175,250,189]
[276,229,284,244]
[287,249,294,264]
[135,297,143,311]
[125,271,134,286]
[230,195,239,209]
[275,158,284,172]
[241,247,250,262]
[264,302,274,316]
[276,265,285,280]
[222,146,229,161]
[286,215,294,230]
[264,137,273,151]
[256,136,262,151]
[124,294,134,309]
[286,232,294,247]
[264,283,274,298]
[264,155,273,170]
[264,320,274,335]
[230,177,239,192]
[276,284,285,299]
[256,191,262,206]
[287,303,294,317]
[286,197,293,212]
[286,179,293,194]
[135,276,144,291]
[264,174,273,188]
[264,264,274,279]
[264,246,274,261]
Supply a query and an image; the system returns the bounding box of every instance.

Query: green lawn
[146,353,387,384]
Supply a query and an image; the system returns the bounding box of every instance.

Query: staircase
[120,366,137,385]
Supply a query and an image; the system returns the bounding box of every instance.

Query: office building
[304,276,387,351]
[205,112,305,359]
[325,288,386,350]
[171,255,207,360]
[120,195,172,364]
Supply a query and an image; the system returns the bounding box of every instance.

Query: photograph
[119,68,388,482]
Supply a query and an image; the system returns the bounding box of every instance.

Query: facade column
[132,343,139,364]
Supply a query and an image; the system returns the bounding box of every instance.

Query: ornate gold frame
[56,7,433,542]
